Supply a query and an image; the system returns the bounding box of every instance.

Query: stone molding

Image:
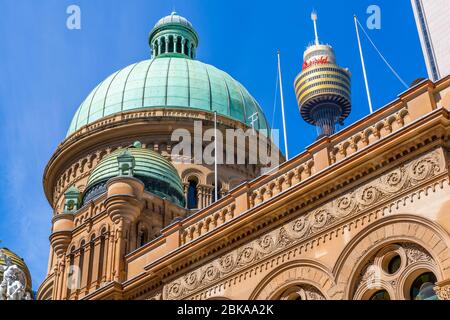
[163,148,446,300]
[435,281,450,300]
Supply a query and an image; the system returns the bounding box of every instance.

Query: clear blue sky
[0,0,427,290]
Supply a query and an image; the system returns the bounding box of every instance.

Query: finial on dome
[132,141,142,148]
[311,10,320,45]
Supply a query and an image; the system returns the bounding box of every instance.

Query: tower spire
[311,10,319,45]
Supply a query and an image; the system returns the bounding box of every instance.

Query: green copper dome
[83,144,185,207]
[67,57,269,137]
[67,12,269,137]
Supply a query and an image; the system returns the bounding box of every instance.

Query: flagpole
[214,111,218,202]
[277,50,289,161]
[354,15,373,114]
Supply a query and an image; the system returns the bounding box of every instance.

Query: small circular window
[387,255,401,274]
[370,290,390,300]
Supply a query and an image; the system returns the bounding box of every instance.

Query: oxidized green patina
[84,144,185,207]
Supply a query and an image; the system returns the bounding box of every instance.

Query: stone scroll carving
[164,149,445,300]
[435,284,450,300]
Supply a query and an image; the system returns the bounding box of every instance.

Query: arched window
[153,40,159,57]
[168,36,174,53]
[176,36,182,53]
[87,235,95,287]
[187,178,198,209]
[160,37,166,54]
[410,272,438,300]
[98,229,106,283]
[369,290,390,300]
[352,242,440,300]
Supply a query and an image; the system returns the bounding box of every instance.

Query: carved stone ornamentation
[163,149,444,300]
[353,242,436,298]
[0,251,31,300]
[403,243,433,264]
[434,284,450,300]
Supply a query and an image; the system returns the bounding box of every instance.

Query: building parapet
[122,76,450,283]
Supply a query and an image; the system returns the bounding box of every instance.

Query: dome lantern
[149,11,199,59]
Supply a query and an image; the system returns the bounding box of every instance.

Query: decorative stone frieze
[164,148,445,299]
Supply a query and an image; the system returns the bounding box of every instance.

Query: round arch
[333,214,450,299]
[249,260,336,300]
[181,168,204,185]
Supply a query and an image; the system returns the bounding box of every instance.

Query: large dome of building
[67,12,269,137]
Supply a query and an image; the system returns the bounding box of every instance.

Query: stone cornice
[102,107,449,300]
[43,108,277,206]
[160,147,447,299]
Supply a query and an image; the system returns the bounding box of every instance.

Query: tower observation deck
[294,11,351,138]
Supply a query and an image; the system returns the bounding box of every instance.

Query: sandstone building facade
[37,12,450,300]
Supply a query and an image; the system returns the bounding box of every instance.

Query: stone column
[90,238,102,288]
[57,260,66,299]
[101,233,110,283]
[105,176,144,283]
[106,230,115,282]
[165,36,169,53]
[174,36,178,53]
[196,186,202,209]
[49,213,73,300]
[181,38,186,55]
[71,250,81,299]
[80,244,91,293]
[61,255,71,300]
[52,265,60,300]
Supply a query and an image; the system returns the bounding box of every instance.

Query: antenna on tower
[277,50,289,161]
[311,10,320,45]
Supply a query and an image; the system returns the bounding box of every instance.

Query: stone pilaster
[105,176,144,283]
